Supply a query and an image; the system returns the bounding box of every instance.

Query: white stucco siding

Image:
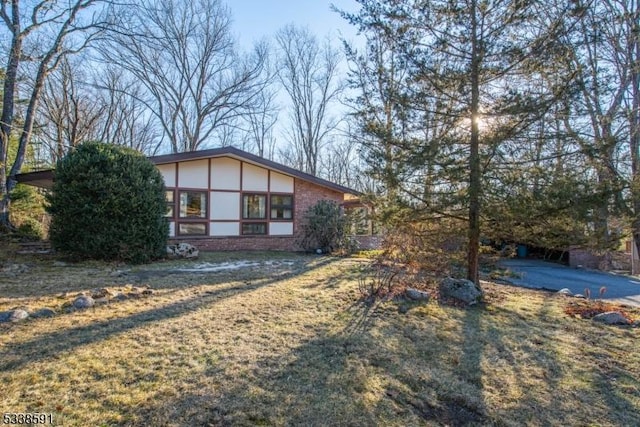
[210,222,240,236]
[211,157,241,190]
[269,222,294,236]
[270,171,294,193]
[177,159,209,189]
[157,163,177,187]
[210,191,240,220]
[242,163,268,191]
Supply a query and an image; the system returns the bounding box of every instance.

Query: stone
[0,309,29,323]
[91,288,113,299]
[73,295,95,309]
[114,293,128,301]
[167,243,199,259]
[557,288,573,296]
[398,304,409,314]
[593,311,631,325]
[439,277,483,305]
[31,307,56,318]
[574,294,585,299]
[406,288,430,302]
[142,289,154,296]
[53,261,68,267]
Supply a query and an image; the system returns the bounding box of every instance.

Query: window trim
[241,221,268,236]
[178,189,208,219]
[269,193,294,221]
[242,193,267,220]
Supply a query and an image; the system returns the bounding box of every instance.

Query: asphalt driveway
[498,259,640,307]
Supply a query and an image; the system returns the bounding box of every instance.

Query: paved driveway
[498,259,640,307]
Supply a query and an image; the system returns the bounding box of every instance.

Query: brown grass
[1,243,639,426]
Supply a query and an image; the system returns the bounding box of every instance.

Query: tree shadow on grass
[0,253,336,299]
[0,257,340,373]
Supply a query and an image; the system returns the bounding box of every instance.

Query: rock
[114,293,128,301]
[167,243,199,259]
[406,288,430,302]
[53,261,68,267]
[439,277,483,305]
[398,304,409,314]
[91,288,113,299]
[73,295,95,309]
[142,289,154,296]
[0,309,29,323]
[31,307,56,318]
[574,294,585,299]
[593,311,630,325]
[557,288,573,296]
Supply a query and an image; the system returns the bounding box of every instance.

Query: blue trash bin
[516,244,528,258]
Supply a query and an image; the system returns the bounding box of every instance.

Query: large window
[243,194,266,219]
[242,194,267,235]
[180,191,207,218]
[178,223,207,235]
[270,195,293,219]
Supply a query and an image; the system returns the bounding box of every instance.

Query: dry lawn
[1,245,639,426]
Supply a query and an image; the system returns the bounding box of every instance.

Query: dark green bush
[47,142,168,263]
[297,200,357,254]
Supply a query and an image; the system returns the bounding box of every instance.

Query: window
[180,191,207,218]
[165,190,175,218]
[178,223,207,236]
[243,194,266,219]
[270,195,293,219]
[242,222,267,235]
[242,194,267,235]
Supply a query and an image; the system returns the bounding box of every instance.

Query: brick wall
[170,178,345,251]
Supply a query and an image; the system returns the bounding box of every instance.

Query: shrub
[9,183,47,240]
[47,142,168,263]
[297,200,356,254]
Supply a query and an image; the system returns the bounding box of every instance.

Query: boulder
[439,277,483,305]
[593,311,631,325]
[31,307,56,318]
[557,288,573,296]
[0,309,29,322]
[406,288,431,302]
[167,243,199,259]
[73,295,95,309]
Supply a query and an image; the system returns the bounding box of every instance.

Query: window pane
[165,191,174,203]
[271,208,292,219]
[271,195,292,206]
[242,222,267,235]
[165,205,174,218]
[270,194,293,220]
[180,191,206,218]
[243,194,266,219]
[178,223,206,235]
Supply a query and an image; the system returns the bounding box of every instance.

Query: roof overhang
[15,146,361,196]
[14,169,55,190]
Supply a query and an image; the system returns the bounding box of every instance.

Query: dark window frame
[270,193,294,220]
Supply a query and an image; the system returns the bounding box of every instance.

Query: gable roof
[15,146,360,195]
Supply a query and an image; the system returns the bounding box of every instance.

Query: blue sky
[228,0,361,49]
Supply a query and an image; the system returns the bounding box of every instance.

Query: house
[16,146,379,251]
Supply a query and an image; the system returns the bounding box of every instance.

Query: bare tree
[276,24,343,176]
[0,0,110,229]
[100,0,266,153]
[37,56,104,161]
[94,67,161,154]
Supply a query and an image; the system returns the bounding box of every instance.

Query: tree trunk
[467,0,481,286]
